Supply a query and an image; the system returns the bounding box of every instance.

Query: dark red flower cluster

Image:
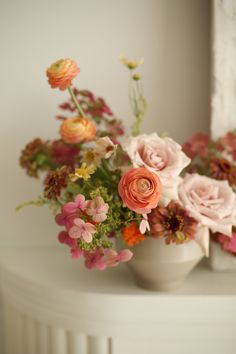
[51,140,80,167]
[44,166,73,200]
[208,156,236,186]
[19,138,51,177]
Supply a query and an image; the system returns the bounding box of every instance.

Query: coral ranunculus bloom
[60,117,97,144]
[46,59,80,90]
[118,167,161,214]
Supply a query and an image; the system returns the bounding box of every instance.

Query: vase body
[127,237,204,291]
[209,241,236,271]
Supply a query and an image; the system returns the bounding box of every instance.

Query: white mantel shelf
[0,247,236,354]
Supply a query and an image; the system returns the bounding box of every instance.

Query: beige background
[0,0,210,248]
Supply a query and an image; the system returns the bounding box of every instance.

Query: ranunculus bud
[46,59,80,91]
[59,117,96,144]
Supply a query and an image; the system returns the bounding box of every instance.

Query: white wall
[0,0,210,248]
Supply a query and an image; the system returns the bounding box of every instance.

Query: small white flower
[95,137,117,159]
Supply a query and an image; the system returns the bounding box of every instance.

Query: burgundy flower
[217,132,236,160]
[148,201,198,245]
[51,140,80,166]
[44,166,73,200]
[19,138,50,178]
[182,132,210,159]
[208,156,236,187]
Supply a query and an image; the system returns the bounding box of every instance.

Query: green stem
[67,86,86,118]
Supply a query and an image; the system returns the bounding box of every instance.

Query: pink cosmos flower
[83,249,107,270]
[86,196,109,223]
[69,218,96,243]
[104,249,133,266]
[58,230,77,248]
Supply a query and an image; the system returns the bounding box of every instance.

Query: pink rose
[178,174,236,235]
[124,133,190,201]
[118,167,161,214]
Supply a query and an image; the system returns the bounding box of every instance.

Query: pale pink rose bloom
[69,218,96,243]
[139,214,150,234]
[104,249,133,266]
[123,133,190,202]
[86,196,109,223]
[178,174,236,236]
[83,249,107,270]
[95,136,117,159]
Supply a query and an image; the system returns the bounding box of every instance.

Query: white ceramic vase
[127,237,204,291]
[209,241,236,271]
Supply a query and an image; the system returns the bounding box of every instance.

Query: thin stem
[67,86,86,118]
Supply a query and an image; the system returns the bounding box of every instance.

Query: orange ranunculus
[123,222,145,246]
[118,167,161,214]
[59,117,96,144]
[46,59,80,91]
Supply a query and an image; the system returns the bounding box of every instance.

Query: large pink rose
[124,133,190,201]
[178,174,236,235]
[118,167,161,214]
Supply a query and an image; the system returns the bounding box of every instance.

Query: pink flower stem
[67,86,86,119]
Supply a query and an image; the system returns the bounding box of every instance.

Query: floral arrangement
[183,131,236,256]
[19,58,236,270]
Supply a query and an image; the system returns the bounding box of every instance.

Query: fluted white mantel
[211,0,236,138]
[0,247,236,354]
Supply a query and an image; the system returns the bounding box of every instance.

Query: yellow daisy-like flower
[70,163,96,182]
[81,149,101,167]
[119,55,143,70]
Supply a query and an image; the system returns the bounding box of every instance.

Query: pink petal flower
[69,218,96,243]
[63,194,88,213]
[139,214,150,234]
[57,231,77,248]
[70,247,82,260]
[218,233,236,254]
[118,249,133,262]
[86,196,109,223]
[83,249,107,270]
[104,248,133,266]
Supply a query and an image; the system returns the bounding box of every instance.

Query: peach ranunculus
[123,133,190,202]
[60,117,96,144]
[118,167,161,214]
[178,174,236,236]
[46,59,80,91]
